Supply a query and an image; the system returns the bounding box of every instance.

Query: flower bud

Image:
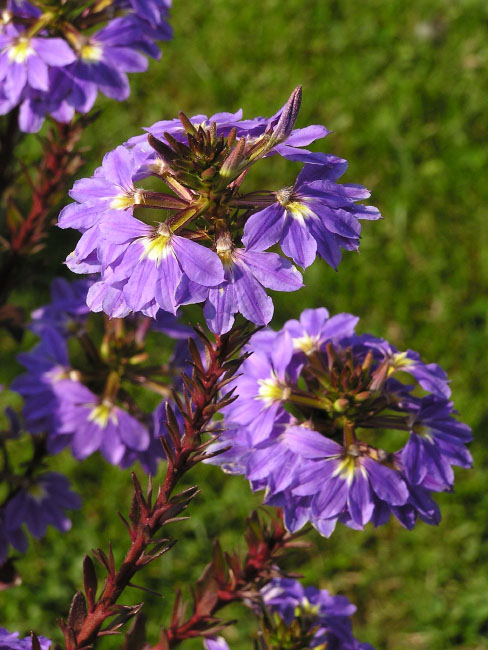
[267,85,302,146]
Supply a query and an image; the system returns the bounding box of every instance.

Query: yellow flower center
[257,375,290,404]
[298,597,321,617]
[406,415,433,440]
[80,43,103,62]
[109,189,143,210]
[387,351,413,377]
[8,38,34,63]
[28,483,47,502]
[276,188,315,225]
[292,333,320,355]
[333,454,366,484]
[140,226,172,265]
[88,402,117,428]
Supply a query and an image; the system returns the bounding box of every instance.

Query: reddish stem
[65,331,241,650]
[0,120,83,307]
[159,512,307,648]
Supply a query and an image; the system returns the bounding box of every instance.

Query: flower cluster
[0,472,80,564]
[12,278,189,471]
[59,88,380,332]
[210,308,472,536]
[0,0,172,131]
[0,628,51,650]
[204,578,374,650]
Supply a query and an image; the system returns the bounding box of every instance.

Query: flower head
[61,90,378,331]
[4,472,81,538]
[12,279,189,469]
[211,308,471,535]
[0,2,173,131]
[243,166,380,269]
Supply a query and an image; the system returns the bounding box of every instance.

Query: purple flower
[1,5,173,132]
[98,214,225,315]
[4,472,81,538]
[287,427,409,528]
[260,577,369,650]
[243,165,380,269]
[401,395,472,488]
[203,578,374,650]
[211,308,471,534]
[0,628,51,650]
[11,328,152,465]
[58,145,146,275]
[59,146,143,226]
[343,333,451,399]
[11,328,73,441]
[115,0,172,31]
[63,18,147,104]
[62,90,379,325]
[199,236,303,334]
[52,382,149,464]
[0,25,76,106]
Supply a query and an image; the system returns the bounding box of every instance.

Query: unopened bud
[333,398,349,412]
[268,85,302,146]
[354,391,371,402]
[178,111,198,136]
[219,137,246,180]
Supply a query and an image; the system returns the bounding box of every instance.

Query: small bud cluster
[59,88,380,333]
[0,0,172,131]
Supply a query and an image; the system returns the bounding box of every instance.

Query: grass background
[1,0,488,648]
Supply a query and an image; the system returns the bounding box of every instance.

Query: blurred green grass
[1,0,488,648]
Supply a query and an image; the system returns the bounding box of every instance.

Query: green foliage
[1,0,487,649]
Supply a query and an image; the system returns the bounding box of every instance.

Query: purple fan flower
[58,145,150,275]
[223,309,356,442]
[211,308,471,535]
[64,18,149,104]
[4,472,81,538]
[1,4,172,132]
[62,90,379,324]
[0,628,51,650]
[243,165,380,269]
[115,0,172,31]
[401,394,472,488]
[11,328,73,441]
[3,1,41,21]
[199,236,303,334]
[0,24,76,106]
[287,426,409,528]
[11,327,151,465]
[345,333,452,399]
[97,214,224,315]
[60,145,143,224]
[53,381,151,465]
[261,577,369,650]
